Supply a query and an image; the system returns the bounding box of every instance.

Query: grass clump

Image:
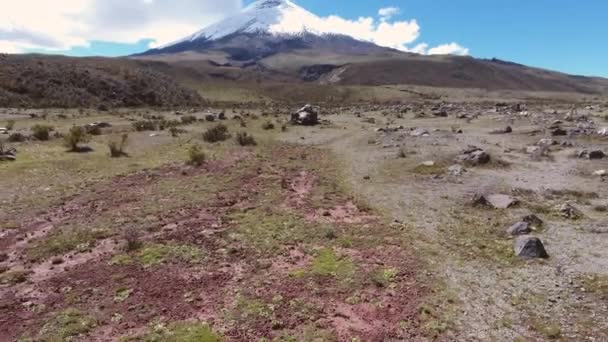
[31,124,54,141]
[0,270,30,285]
[27,227,110,262]
[412,163,445,175]
[34,309,97,341]
[581,274,608,299]
[236,132,257,146]
[124,321,222,342]
[311,248,356,279]
[371,267,398,287]
[202,124,229,143]
[187,144,206,166]
[121,243,203,268]
[531,319,562,340]
[108,133,129,158]
[63,126,91,152]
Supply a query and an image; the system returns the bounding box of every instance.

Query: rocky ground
[0,99,607,341]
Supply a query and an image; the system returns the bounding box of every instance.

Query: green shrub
[31,124,54,141]
[187,144,206,166]
[63,126,90,152]
[236,132,257,146]
[108,134,129,158]
[202,124,229,143]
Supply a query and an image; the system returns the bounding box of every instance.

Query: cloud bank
[0,1,468,56]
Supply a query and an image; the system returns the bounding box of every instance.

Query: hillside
[0,54,203,108]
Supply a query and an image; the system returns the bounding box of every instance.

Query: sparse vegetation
[64,126,91,152]
[124,321,222,342]
[108,133,129,157]
[31,124,54,141]
[33,309,97,341]
[187,144,206,166]
[8,132,27,142]
[180,115,197,125]
[202,124,229,143]
[236,131,257,146]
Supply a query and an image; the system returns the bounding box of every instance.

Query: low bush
[108,134,129,158]
[31,124,54,141]
[236,132,257,146]
[202,124,229,143]
[63,126,90,152]
[187,144,206,166]
[8,132,27,142]
[180,115,197,125]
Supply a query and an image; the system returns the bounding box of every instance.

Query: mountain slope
[0,54,202,108]
[137,0,608,94]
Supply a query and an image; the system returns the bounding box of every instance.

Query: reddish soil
[0,145,425,341]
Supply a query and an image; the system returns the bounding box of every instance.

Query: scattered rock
[522,214,544,228]
[448,164,466,176]
[473,194,519,209]
[526,146,541,154]
[410,128,430,137]
[537,139,557,147]
[291,104,319,126]
[593,169,606,177]
[205,114,216,122]
[550,128,568,136]
[458,147,491,166]
[507,222,532,236]
[578,149,605,159]
[514,236,549,259]
[597,127,608,136]
[0,147,17,162]
[557,203,583,219]
[490,126,512,134]
[421,161,435,167]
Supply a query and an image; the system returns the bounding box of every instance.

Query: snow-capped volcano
[142,0,396,59]
[175,0,322,44]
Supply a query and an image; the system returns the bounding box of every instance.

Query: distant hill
[0,54,202,108]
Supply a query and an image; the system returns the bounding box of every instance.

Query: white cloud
[0,0,468,56]
[378,7,400,21]
[0,0,242,52]
[413,42,470,56]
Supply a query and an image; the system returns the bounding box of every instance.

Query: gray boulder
[472,194,519,209]
[507,222,532,236]
[514,236,549,259]
[458,147,491,166]
[291,104,319,126]
[522,214,544,228]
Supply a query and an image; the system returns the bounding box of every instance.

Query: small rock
[473,194,519,209]
[593,170,606,177]
[522,214,544,228]
[551,128,568,136]
[514,236,549,259]
[411,128,430,137]
[557,203,583,219]
[507,222,532,236]
[526,146,541,154]
[448,164,466,176]
[422,161,435,167]
[537,139,557,147]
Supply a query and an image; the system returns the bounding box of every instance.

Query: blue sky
[3,0,607,77]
